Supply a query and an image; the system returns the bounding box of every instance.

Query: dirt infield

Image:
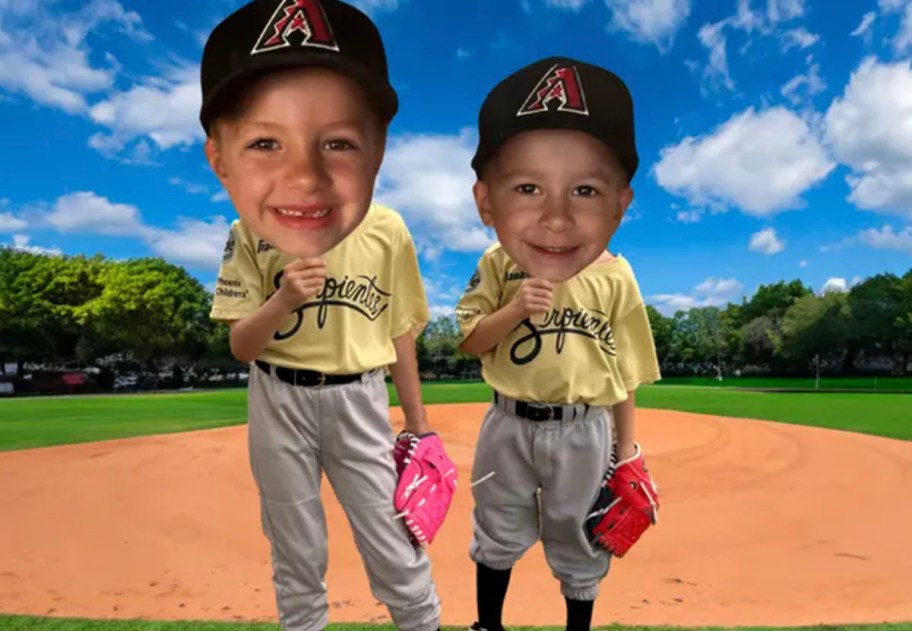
[1,404,911,627]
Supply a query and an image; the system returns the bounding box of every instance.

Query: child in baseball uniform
[455,57,662,631]
[201,1,445,630]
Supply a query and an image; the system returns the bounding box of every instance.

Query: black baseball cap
[199,0,398,133]
[471,56,639,182]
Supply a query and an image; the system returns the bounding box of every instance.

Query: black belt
[493,391,573,422]
[255,360,365,387]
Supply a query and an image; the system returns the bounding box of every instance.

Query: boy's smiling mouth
[269,205,335,229]
[527,242,580,257]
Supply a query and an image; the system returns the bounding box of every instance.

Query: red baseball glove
[393,431,458,548]
[584,443,659,557]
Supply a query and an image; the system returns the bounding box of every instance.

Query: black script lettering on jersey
[509,306,616,365]
[268,271,392,340]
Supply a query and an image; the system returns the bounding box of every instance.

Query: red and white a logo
[251,0,340,55]
[517,64,589,117]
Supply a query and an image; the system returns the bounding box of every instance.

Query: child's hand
[277,258,327,309]
[512,278,553,320]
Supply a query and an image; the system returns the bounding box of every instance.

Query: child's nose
[284,147,328,189]
[539,197,571,231]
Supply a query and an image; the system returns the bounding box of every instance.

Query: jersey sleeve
[390,224,431,340]
[209,221,265,323]
[612,269,661,391]
[454,248,503,341]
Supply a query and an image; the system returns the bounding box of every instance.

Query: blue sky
[1,0,911,316]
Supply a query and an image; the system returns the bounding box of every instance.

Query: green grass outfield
[656,376,912,392]
[0,381,910,451]
[1,617,910,631]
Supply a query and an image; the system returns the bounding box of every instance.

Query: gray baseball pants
[246,364,441,631]
[469,396,614,601]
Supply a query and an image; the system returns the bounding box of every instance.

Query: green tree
[669,307,732,377]
[646,305,673,367]
[779,292,852,379]
[0,249,106,371]
[741,315,778,366]
[739,280,813,325]
[895,269,912,374]
[78,258,213,366]
[848,273,906,374]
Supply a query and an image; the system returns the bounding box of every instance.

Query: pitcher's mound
[1,404,911,627]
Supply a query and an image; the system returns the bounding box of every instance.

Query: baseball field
[1,382,910,631]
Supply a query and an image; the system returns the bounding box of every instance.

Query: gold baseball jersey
[210,204,430,374]
[455,243,661,406]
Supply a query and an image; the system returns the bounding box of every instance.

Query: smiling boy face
[474,128,633,282]
[205,67,387,259]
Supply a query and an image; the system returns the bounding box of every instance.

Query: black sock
[476,562,511,630]
[565,597,594,631]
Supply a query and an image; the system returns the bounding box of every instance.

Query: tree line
[645,273,912,378]
[1,249,910,393]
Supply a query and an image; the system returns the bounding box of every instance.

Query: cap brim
[200,52,398,132]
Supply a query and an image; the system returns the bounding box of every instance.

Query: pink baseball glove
[393,431,458,548]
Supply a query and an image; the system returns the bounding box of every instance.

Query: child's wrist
[616,441,637,460]
[404,409,430,434]
[504,300,528,321]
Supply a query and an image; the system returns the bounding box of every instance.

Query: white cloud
[821,277,848,294]
[421,274,464,318]
[850,11,877,37]
[676,208,703,223]
[456,46,473,59]
[45,191,147,236]
[765,0,806,24]
[781,55,826,104]
[88,63,203,153]
[211,190,230,203]
[429,304,456,318]
[4,234,62,256]
[695,277,743,295]
[694,0,813,94]
[878,0,912,53]
[0,0,149,113]
[857,225,912,254]
[649,276,744,315]
[169,177,210,196]
[545,0,590,8]
[824,57,912,219]
[880,0,907,11]
[0,211,26,232]
[375,129,495,256]
[800,259,809,267]
[780,27,819,51]
[34,191,230,269]
[607,0,691,52]
[749,227,785,254]
[697,20,734,91]
[655,106,835,216]
[146,216,233,269]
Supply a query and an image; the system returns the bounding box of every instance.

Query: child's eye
[325,138,356,151]
[247,138,279,151]
[573,185,599,197]
[515,183,540,195]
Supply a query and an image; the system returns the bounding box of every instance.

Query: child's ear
[204,137,229,185]
[473,180,495,227]
[615,185,634,224]
[372,121,389,175]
